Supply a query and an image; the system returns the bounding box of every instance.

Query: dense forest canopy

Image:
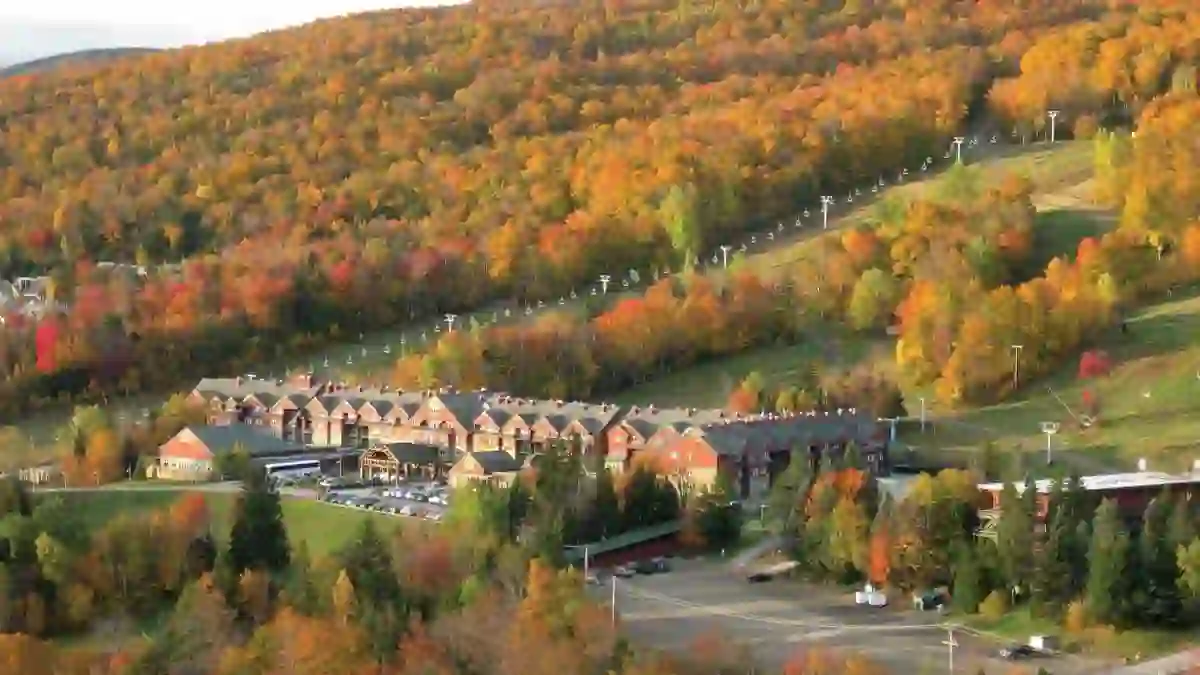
[0,0,1195,419]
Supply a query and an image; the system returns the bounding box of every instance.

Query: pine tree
[1085,499,1129,624]
[1167,494,1196,551]
[588,463,621,540]
[227,469,290,574]
[1136,497,1184,626]
[995,477,1034,601]
[1031,506,1071,617]
[951,541,985,613]
[766,450,814,537]
[338,520,405,662]
[282,541,320,615]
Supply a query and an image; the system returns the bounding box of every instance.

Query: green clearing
[751,140,1098,272]
[905,288,1200,475]
[612,335,887,409]
[49,489,411,559]
[964,608,1196,661]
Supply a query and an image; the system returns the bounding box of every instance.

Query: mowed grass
[613,335,887,408]
[50,489,413,558]
[906,288,1200,475]
[751,140,1098,272]
[966,607,1197,661]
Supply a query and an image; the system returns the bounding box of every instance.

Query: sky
[0,1,457,64]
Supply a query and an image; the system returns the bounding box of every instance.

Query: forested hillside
[0,0,1195,418]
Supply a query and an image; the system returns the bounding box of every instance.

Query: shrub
[979,590,1009,621]
[1064,599,1089,633]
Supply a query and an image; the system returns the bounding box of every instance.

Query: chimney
[1137,457,1147,472]
[1193,458,1200,474]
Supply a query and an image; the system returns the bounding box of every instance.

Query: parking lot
[597,559,1106,675]
[271,470,450,523]
[322,482,450,522]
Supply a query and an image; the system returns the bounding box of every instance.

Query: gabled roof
[366,442,440,465]
[462,451,523,474]
[178,425,299,457]
[193,377,324,403]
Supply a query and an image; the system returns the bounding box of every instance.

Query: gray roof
[194,376,324,403]
[482,395,622,434]
[371,442,440,465]
[182,425,299,457]
[466,450,523,474]
[621,405,732,439]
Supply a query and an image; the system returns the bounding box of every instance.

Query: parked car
[998,645,1036,660]
[613,564,636,578]
[635,558,670,575]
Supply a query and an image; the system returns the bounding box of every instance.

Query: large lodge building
[189,373,888,497]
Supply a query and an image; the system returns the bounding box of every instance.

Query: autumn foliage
[0,0,1193,421]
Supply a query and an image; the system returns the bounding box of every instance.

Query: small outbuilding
[447,451,523,488]
[154,425,300,481]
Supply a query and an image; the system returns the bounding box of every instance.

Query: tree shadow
[1021,208,1115,277]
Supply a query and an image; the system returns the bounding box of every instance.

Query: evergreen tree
[995,477,1034,600]
[951,541,985,613]
[1055,474,1089,596]
[227,469,290,574]
[1135,497,1184,626]
[841,441,863,471]
[695,473,742,552]
[586,462,621,540]
[766,450,814,538]
[1085,499,1129,624]
[1031,506,1071,617]
[620,467,680,531]
[282,540,320,615]
[338,520,405,662]
[1167,494,1196,551]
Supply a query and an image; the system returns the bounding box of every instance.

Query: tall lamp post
[952,136,965,164]
[1040,421,1060,465]
[919,397,927,433]
[820,195,834,229]
[942,627,958,674]
[1047,110,1060,143]
[719,244,733,269]
[599,274,612,295]
[1010,344,1024,390]
[444,313,457,333]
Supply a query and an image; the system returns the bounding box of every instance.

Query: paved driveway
[599,560,1106,674]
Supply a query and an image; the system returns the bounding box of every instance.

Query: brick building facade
[190,374,888,498]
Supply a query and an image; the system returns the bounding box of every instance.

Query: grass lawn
[904,288,1200,475]
[751,140,1098,272]
[965,608,1196,661]
[612,335,887,409]
[49,489,412,559]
